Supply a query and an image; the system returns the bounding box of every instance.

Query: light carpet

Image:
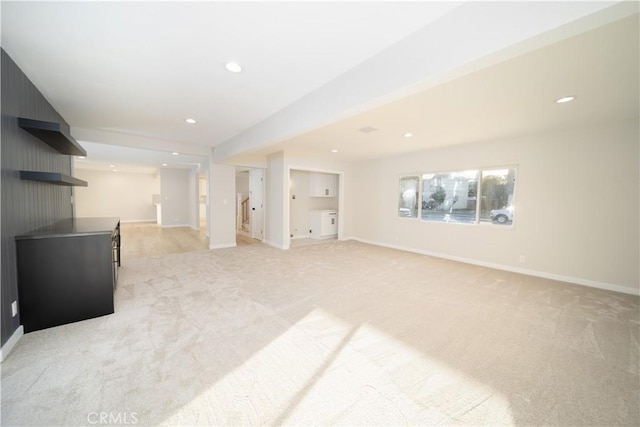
[1,240,638,426]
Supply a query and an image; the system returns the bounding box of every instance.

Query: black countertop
[15,217,120,240]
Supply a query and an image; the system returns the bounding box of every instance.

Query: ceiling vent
[357,126,378,134]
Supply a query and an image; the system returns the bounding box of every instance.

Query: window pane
[398,176,419,218]
[421,170,478,223]
[480,168,516,225]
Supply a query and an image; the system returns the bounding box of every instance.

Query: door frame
[286,166,344,249]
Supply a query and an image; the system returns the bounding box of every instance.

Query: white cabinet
[310,210,338,239]
[309,172,337,197]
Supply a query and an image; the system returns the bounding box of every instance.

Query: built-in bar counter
[15,217,120,333]
[16,217,120,240]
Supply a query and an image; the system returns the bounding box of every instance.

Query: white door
[249,169,264,241]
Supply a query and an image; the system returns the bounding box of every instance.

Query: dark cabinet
[15,218,120,333]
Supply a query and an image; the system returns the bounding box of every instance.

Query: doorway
[235,168,264,244]
[288,168,342,248]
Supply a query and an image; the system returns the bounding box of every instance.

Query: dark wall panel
[1,49,74,346]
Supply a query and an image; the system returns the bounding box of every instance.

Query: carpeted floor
[1,241,638,426]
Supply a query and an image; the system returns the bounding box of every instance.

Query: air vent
[357,126,378,134]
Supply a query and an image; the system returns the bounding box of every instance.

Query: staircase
[240,197,250,232]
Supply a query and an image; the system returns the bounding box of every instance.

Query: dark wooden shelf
[20,171,88,187]
[18,117,87,156]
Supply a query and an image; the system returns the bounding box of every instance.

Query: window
[422,170,478,223]
[398,167,516,225]
[398,176,419,218]
[480,168,516,224]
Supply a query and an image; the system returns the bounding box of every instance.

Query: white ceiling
[1,1,459,145]
[236,12,639,164]
[1,1,638,169]
[74,141,208,175]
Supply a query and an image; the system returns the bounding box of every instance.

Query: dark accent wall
[1,49,74,346]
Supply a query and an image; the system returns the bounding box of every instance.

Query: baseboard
[209,242,237,250]
[0,326,23,362]
[291,235,310,240]
[120,219,157,224]
[350,237,639,296]
[160,224,190,229]
[265,239,287,250]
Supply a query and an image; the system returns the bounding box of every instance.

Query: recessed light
[225,62,242,73]
[556,96,575,104]
[185,118,196,124]
[162,163,168,167]
[331,149,338,153]
[403,132,413,138]
[113,169,118,172]
[109,164,115,168]
[172,152,179,156]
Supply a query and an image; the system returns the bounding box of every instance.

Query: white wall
[208,162,236,249]
[265,151,286,248]
[289,170,339,239]
[199,175,207,220]
[188,169,199,229]
[160,168,191,227]
[74,169,159,222]
[350,119,639,294]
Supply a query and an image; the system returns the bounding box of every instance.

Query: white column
[208,155,237,249]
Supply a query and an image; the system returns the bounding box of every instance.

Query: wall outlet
[519,255,526,263]
[11,301,18,317]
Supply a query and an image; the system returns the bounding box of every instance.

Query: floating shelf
[20,171,88,187]
[18,117,87,156]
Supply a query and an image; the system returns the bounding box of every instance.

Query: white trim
[160,224,191,228]
[1,326,23,362]
[350,237,639,296]
[291,235,311,240]
[120,219,157,224]
[209,242,237,250]
[265,239,287,250]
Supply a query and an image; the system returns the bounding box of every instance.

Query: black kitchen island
[15,217,120,333]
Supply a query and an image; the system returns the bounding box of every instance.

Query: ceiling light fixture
[331,149,338,153]
[162,163,168,167]
[225,62,242,73]
[185,118,196,124]
[109,164,115,168]
[172,152,179,156]
[403,132,413,138]
[556,96,575,104]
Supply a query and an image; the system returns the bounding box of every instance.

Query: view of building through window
[398,168,516,225]
[422,170,478,223]
[398,176,419,218]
